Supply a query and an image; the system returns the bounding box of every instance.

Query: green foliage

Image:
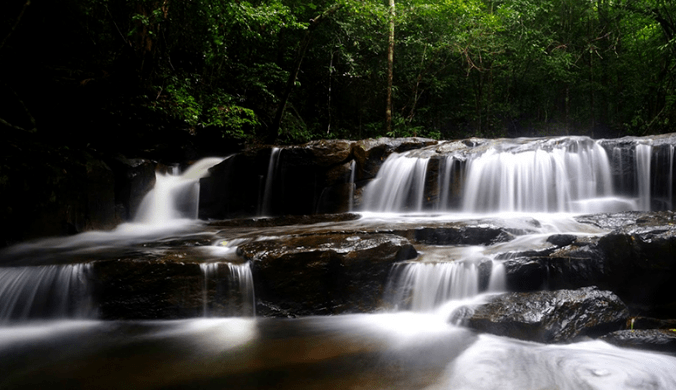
[28,0,676,143]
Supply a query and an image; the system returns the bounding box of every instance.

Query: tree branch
[0,0,31,51]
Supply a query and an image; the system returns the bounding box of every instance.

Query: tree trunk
[267,4,342,144]
[385,0,395,136]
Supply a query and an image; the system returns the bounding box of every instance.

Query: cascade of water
[386,261,480,312]
[0,264,96,322]
[385,244,507,312]
[260,148,282,216]
[348,160,356,212]
[670,145,674,210]
[200,262,256,317]
[134,157,224,225]
[636,144,652,211]
[437,156,456,210]
[463,140,615,213]
[361,153,430,212]
[611,146,626,193]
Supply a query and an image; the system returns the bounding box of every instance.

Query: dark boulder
[108,156,156,221]
[460,287,629,343]
[238,233,418,317]
[91,255,254,320]
[395,225,515,246]
[92,259,204,320]
[594,217,676,317]
[298,139,354,168]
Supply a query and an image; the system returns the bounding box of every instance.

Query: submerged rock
[601,329,676,354]
[460,287,629,343]
[238,233,417,316]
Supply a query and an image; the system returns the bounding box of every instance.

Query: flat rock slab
[602,329,676,354]
[461,287,629,343]
[238,233,417,316]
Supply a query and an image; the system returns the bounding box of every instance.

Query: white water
[134,157,225,225]
[636,144,652,211]
[200,261,256,317]
[348,160,356,211]
[361,154,430,212]
[437,156,462,210]
[260,147,282,216]
[463,141,615,212]
[0,264,96,322]
[0,157,226,322]
[361,137,660,214]
[1,139,675,388]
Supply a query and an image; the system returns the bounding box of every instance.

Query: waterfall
[462,140,615,213]
[385,243,506,312]
[437,156,457,210]
[385,258,507,312]
[348,160,356,212]
[134,157,224,225]
[0,264,96,322]
[200,262,256,317]
[669,145,674,210]
[361,153,430,212]
[360,137,663,214]
[636,144,652,211]
[260,147,282,216]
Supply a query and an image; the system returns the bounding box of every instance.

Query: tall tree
[268,3,343,144]
[386,0,395,135]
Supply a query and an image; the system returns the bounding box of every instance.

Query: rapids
[2,136,676,389]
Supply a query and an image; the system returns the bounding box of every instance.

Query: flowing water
[2,137,676,389]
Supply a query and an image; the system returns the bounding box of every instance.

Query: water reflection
[1,315,674,389]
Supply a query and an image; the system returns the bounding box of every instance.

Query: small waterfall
[348,160,356,212]
[361,153,430,212]
[357,137,664,214]
[386,261,480,312]
[134,157,224,225]
[462,140,615,213]
[0,264,96,322]
[670,145,674,210]
[636,144,652,211]
[200,262,256,317]
[260,147,282,216]
[437,156,462,210]
[385,244,506,312]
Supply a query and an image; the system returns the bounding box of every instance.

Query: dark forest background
[2,0,676,148]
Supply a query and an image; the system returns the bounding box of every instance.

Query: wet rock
[108,156,156,221]
[461,287,629,343]
[575,210,676,230]
[238,233,417,316]
[92,259,204,320]
[353,137,437,181]
[503,252,605,292]
[601,329,676,354]
[90,256,254,319]
[299,139,354,167]
[198,151,268,219]
[546,234,577,247]
[394,225,515,246]
[594,218,676,317]
[208,213,361,228]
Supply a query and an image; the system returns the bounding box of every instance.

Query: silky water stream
[2,137,676,389]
